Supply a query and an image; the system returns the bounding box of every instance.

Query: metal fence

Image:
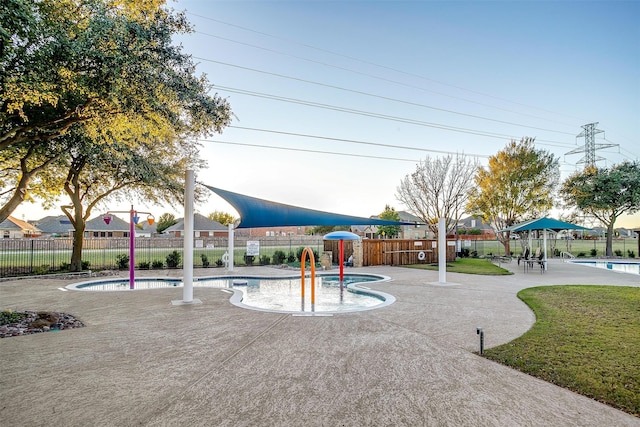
[0,236,325,278]
[1,236,636,278]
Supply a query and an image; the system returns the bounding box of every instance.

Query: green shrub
[628,250,636,259]
[81,260,90,270]
[200,254,210,267]
[577,252,586,258]
[259,255,271,265]
[151,260,164,269]
[138,261,150,269]
[287,252,296,263]
[244,254,255,265]
[590,248,598,257]
[296,247,318,262]
[166,250,181,268]
[553,248,560,257]
[614,249,623,257]
[115,254,129,270]
[460,248,470,258]
[59,262,70,271]
[33,265,51,275]
[215,258,223,267]
[272,250,287,264]
[470,250,478,258]
[0,310,27,325]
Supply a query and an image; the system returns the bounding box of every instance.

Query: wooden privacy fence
[324,239,456,266]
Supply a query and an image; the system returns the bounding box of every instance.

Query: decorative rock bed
[0,310,85,338]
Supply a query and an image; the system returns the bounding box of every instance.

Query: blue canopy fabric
[501,217,590,232]
[204,185,414,229]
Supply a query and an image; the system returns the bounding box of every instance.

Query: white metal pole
[543,229,548,271]
[438,217,446,283]
[183,169,194,302]
[228,223,234,271]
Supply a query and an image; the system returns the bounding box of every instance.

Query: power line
[217,85,577,147]
[186,13,586,125]
[201,139,425,162]
[228,125,491,158]
[194,55,575,136]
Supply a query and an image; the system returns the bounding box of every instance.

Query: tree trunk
[605,220,615,257]
[0,171,33,223]
[70,220,86,272]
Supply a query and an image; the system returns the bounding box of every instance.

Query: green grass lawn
[404,257,513,275]
[483,285,640,417]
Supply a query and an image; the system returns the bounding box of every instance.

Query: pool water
[570,260,640,275]
[68,273,394,314]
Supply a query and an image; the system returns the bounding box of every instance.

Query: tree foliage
[156,212,177,234]
[396,153,478,237]
[466,138,559,253]
[377,205,401,238]
[561,161,640,256]
[208,210,236,226]
[0,0,232,222]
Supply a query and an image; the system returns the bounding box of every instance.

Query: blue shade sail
[204,185,414,229]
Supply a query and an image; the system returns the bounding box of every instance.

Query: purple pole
[129,205,135,289]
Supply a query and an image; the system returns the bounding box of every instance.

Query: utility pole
[565,122,617,169]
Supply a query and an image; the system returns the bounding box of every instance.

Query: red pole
[129,205,135,289]
[339,239,344,283]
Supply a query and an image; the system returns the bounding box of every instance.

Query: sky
[14,0,640,227]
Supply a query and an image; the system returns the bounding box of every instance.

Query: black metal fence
[0,236,325,278]
[1,236,636,278]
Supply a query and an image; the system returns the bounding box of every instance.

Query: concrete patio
[1,259,638,426]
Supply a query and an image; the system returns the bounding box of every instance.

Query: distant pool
[569,260,640,276]
[67,273,395,314]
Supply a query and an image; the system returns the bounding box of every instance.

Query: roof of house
[33,215,73,234]
[459,215,493,230]
[397,211,422,224]
[0,216,40,232]
[85,214,130,232]
[164,213,227,233]
[135,219,158,234]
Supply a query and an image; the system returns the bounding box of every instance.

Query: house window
[471,220,476,227]
[195,231,201,237]
[124,232,129,237]
[93,232,99,237]
[100,232,106,237]
[107,232,113,237]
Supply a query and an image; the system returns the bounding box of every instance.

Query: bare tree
[396,153,479,237]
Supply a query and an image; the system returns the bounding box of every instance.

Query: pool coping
[65,272,396,315]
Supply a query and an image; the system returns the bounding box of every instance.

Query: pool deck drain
[1,260,639,426]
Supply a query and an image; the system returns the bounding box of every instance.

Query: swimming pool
[569,260,640,275]
[67,273,395,314]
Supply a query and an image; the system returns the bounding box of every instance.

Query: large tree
[0,0,232,222]
[60,128,204,271]
[561,161,640,257]
[466,137,559,254]
[396,153,478,238]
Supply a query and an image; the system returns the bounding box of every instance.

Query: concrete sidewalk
[1,260,638,426]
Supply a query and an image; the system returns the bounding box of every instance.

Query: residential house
[0,216,40,238]
[135,219,158,238]
[83,214,130,238]
[33,215,73,237]
[397,211,427,239]
[164,213,228,238]
[457,215,496,239]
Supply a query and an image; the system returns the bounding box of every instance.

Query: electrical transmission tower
[565,122,618,169]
